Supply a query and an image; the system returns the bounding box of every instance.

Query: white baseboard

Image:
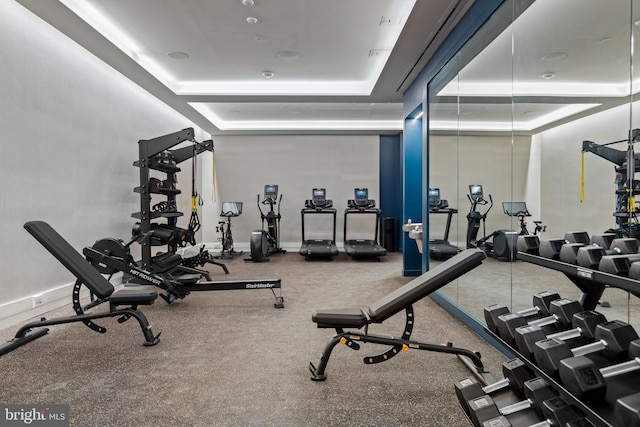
[0,275,119,331]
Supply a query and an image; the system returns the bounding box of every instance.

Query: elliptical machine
[466,184,493,250]
[248,185,285,262]
[466,184,517,261]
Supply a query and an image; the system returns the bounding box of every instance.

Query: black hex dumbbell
[485,396,594,427]
[615,391,640,427]
[558,339,640,402]
[496,298,584,346]
[484,291,561,335]
[455,358,535,416]
[535,396,593,426]
[468,377,557,426]
[514,310,607,360]
[534,320,639,377]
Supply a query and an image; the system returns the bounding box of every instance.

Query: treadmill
[428,188,460,260]
[343,188,387,259]
[299,188,339,259]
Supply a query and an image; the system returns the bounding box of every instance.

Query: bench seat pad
[110,289,158,306]
[312,308,368,329]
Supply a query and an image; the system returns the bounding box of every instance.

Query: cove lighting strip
[58,0,415,96]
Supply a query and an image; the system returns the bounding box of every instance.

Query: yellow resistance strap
[580,151,585,203]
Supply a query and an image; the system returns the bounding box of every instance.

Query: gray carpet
[0,251,508,426]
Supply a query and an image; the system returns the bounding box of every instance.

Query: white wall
[0,1,206,328]
[201,135,380,250]
[536,104,636,237]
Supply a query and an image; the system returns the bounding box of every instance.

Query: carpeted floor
[0,251,509,426]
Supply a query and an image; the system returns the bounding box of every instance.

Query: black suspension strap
[188,143,203,244]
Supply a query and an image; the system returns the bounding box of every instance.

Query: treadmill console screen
[354,188,368,206]
[428,188,441,207]
[264,184,278,202]
[312,188,326,206]
[469,185,483,202]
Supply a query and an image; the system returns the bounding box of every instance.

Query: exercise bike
[502,201,546,236]
[215,202,243,259]
[248,184,285,262]
[466,184,518,261]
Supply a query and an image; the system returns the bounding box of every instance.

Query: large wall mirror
[427,0,640,327]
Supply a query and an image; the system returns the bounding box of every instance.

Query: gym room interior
[1,0,640,426]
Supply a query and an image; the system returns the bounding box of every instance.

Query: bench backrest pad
[367,249,485,322]
[24,221,115,299]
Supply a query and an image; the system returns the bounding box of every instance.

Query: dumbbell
[514,310,607,360]
[468,377,557,426]
[484,291,561,335]
[558,338,640,401]
[559,232,590,264]
[455,358,535,416]
[496,298,584,346]
[534,320,639,377]
[616,391,640,427]
[528,396,593,427]
[576,237,639,270]
[596,237,640,275]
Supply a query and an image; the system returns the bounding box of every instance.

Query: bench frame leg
[309,306,485,381]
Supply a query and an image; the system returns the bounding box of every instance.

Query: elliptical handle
[256,194,265,217]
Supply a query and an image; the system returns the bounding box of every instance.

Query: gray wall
[200,135,380,250]
[0,1,206,327]
[429,134,533,246]
[536,103,639,237]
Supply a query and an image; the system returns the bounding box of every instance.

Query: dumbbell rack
[507,250,640,426]
[518,251,640,312]
[132,128,213,270]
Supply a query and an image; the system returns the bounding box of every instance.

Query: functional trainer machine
[299,188,339,259]
[0,221,161,356]
[248,185,285,262]
[582,129,640,238]
[132,128,228,278]
[309,248,487,381]
[343,188,387,259]
[428,188,460,260]
[466,184,518,261]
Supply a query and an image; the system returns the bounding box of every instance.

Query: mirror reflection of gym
[426,0,640,327]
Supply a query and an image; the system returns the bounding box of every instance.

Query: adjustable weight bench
[309,248,487,381]
[0,221,160,357]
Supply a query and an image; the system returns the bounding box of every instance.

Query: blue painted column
[403,115,423,276]
[379,134,403,252]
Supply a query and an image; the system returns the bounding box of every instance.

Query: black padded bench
[309,248,487,381]
[0,221,160,357]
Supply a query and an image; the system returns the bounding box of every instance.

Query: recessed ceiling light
[242,0,255,5]
[167,51,190,60]
[276,51,300,60]
[541,52,567,62]
[542,72,556,80]
[246,16,258,24]
[262,71,275,78]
